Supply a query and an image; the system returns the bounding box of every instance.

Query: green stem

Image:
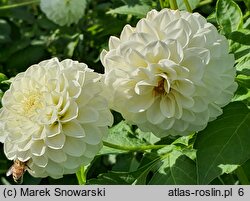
[183,0,192,12]
[0,0,40,10]
[159,0,165,9]
[236,166,250,185]
[103,141,166,152]
[169,0,178,10]
[197,0,213,7]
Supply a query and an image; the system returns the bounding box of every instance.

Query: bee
[6,159,29,184]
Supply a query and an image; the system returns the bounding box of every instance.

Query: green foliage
[107,4,151,18]
[0,0,249,185]
[216,0,243,35]
[177,0,200,10]
[88,141,197,184]
[195,102,250,184]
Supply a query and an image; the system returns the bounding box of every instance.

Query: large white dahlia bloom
[101,9,237,137]
[40,0,87,26]
[0,58,113,178]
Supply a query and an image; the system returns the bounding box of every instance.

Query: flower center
[154,79,166,96]
[22,92,42,116]
[153,76,172,96]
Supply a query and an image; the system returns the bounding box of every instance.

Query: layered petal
[0,58,113,179]
[101,8,237,138]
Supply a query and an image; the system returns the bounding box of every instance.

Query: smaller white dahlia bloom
[40,0,87,26]
[0,58,113,179]
[101,8,237,138]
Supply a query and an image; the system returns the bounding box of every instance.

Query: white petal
[60,100,78,123]
[159,118,175,130]
[77,106,99,123]
[120,25,134,41]
[208,103,222,119]
[137,18,159,38]
[76,90,94,107]
[62,121,85,138]
[135,80,155,95]
[45,122,62,137]
[172,119,189,132]
[84,143,102,158]
[143,41,170,63]
[146,98,165,124]
[109,36,121,49]
[32,155,48,167]
[83,124,102,145]
[126,49,147,67]
[63,136,86,157]
[172,79,195,96]
[160,95,175,118]
[173,92,194,109]
[88,96,107,110]
[47,148,67,163]
[191,96,208,112]
[45,160,64,179]
[127,93,154,113]
[181,109,196,123]
[68,80,81,98]
[45,133,65,149]
[96,109,114,127]
[4,141,17,160]
[17,150,31,161]
[30,140,46,156]
[62,156,83,169]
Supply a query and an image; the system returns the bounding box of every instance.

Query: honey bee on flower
[6,159,29,184]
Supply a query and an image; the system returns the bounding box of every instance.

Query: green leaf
[195,102,250,184]
[229,29,250,45]
[235,166,250,184]
[172,134,194,147]
[0,73,8,83]
[233,74,250,102]
[99,121,149,155]
[87,157,160,185]
[90,143,197,185]
[218,164,239,174]
[148,150,197,184]
[216,0,243,35]
[112,153,140,172]
[134,128,160,145]
[177,0,200,11]
[236,53,250,75]
[136,146,197,184]
[107,4,151,18]
[233,44,250,61]
[242,159,250,181]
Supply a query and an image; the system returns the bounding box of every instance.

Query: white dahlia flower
[40,0,87,26]
[0,58,113,179]
[101,9,237,138]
